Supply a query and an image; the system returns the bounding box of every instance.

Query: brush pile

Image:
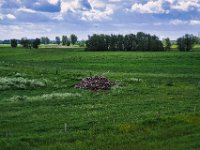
[75,76,112,91]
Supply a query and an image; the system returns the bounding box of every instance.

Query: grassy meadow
[0,47,200,150]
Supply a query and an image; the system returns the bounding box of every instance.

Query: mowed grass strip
[0,47,200,150]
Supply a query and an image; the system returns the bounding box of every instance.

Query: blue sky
[0,0,200,40]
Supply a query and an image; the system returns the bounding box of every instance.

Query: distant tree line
[7,34,79,49]
[3,33,200,51]
[86,32,164,51]
[86,33,200,51]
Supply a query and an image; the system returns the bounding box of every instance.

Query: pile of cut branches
[75,76,112,91]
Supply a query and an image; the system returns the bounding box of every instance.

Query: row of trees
[20,38,41,48]
[9,34,78,48]
[10,38,41,49]
[86,32,164,51]
[55,34,78,45]
[7,33,199,51]
[86,33,199,51]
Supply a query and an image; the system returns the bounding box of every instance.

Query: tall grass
[9,92,80,102]
[0,77,49,90]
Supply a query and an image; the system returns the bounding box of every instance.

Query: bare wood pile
[75,76,112,91]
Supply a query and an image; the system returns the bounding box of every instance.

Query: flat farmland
[0,47,200,150]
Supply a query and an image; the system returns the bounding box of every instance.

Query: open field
[0,44,14,48]
[0,47,200,150]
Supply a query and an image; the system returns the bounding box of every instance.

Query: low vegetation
[9,92,80,102]
[0,77,49,90]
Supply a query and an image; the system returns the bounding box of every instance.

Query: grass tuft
[9,92,81,102]
[0,77,50,90]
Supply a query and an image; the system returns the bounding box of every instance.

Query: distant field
[39,44,82,48]
[0,47,200,150]
[0,44,12,48]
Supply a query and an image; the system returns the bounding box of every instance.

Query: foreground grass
[0,47,200,150]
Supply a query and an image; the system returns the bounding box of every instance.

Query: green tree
[55,36,61,45]
[11,39,18,48]
[165,38,171,50]
[21,38,31,48]
[32,38,41,49]
[110,34,117,51]
[137,32,148,51]
[41,37,50,44]
[67,40,71,46]
[177,34,196,51]
[62,36,67,45]
[116,35,124,51]
[40,37,46,44]
[70,34,78,45]
[45,37,50,44]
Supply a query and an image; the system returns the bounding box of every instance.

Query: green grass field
[0,47,200,150]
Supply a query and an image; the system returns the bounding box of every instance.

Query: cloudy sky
[0,0,200,40]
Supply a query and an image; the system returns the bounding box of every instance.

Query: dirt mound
[75,76,112,91]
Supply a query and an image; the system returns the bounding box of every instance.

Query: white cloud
[171,0,200,11]
[0,23,53,40]
[0,14,16,20]
[190,20,200,25]
[48,0,59,5]
[61,0,80,13]
[169,19,188,25]
[109,0,122,2]
[60,0,114,21]
[0,15,3,20]
[17,7,37,13]
[88,0,106,9]
[169,19,200,26]
[81,6,113,21]
[130,0,167,14]
[6,14,16,20]
[129,0,200,14]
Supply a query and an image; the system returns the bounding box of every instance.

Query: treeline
[8,34,79,49]
[86,32,164,51]
[9,38,41,49]
[3,32,200,51]
[86,33,200,51]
